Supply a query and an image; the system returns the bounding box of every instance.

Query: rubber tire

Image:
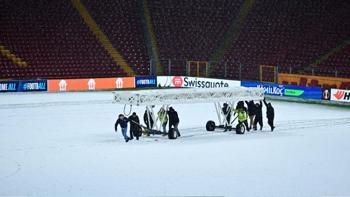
[206,121,216,131]
[236,123,245,134]
[168,128,178,140]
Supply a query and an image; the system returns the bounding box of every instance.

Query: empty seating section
[0,0,349,81]
[82,0,149,75]
[148,0,243,76]
[0,55,19,79]
[318,44,350,78]
[0,0,125,79]
[218,1,350,80]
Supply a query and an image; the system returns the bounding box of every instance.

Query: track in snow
[141,117,350,142]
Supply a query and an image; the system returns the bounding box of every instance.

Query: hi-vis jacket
[158,110,168,124]
[234,108,248,122]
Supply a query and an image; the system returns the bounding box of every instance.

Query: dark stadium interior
[0,0,349,85]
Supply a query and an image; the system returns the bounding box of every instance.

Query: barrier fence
[151,59,349,82]
[1,76,349,104]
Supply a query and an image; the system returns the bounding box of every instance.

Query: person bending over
[115,114,130,142]
[129,112,142,140]
[167,107,180,137]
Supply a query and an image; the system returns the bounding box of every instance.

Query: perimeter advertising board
[0,80,47,92]
[19,80,47,92]
[135,76,157,88]
[330,89,350,103]
[241,81,322,99]
[157,76,240,88]
[48,77,135,92]
[0,81,19,92]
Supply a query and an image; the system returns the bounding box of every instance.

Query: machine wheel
[235,123,245,134]
[168,128,178,140]
[206,121,216,131]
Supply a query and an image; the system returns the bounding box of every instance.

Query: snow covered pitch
[1,91,350,196]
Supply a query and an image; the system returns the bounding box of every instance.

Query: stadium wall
[1,76,349,106]
[240,80,350,106]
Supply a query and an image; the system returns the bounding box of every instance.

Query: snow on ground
[0,91,350,197]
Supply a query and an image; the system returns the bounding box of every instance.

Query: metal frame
[186,61,209,77]
[260,65,278,83]
[113,88,264,137]
[113,87,263,106]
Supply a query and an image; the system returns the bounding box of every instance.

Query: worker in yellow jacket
[234,105,250,132]
[158,108,168,134]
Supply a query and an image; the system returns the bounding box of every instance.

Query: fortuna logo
[116,78,123,89]
[334,90,345,100]
[88,79,96,90]
[59,80,67,91]
[172,76,183,87]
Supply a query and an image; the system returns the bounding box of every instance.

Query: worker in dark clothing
[236,101,245,110]
[128,112,142,140]
[263,98,275,131]
[245,100,257,130]
[167,107,180,137]
[143,109,154,129]
[115,114,130,142]
[222,103,232,131]
[253,101,263,130]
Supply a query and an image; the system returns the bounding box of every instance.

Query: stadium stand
[0,0,349,82]
[0,0,126,79]
[215,1,350,80]
[317,44,350,78]
[148,0,244,76]
[82,0,150,75]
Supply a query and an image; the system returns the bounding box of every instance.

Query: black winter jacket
[115,117,129,130]
[168,110,179,124]
[263,100,275,119]
[129,115,140,129]
[245,101,257,116]
[255,101,263,118]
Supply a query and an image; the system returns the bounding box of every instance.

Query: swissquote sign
[157,76,240,88]
[331,89,350,103]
